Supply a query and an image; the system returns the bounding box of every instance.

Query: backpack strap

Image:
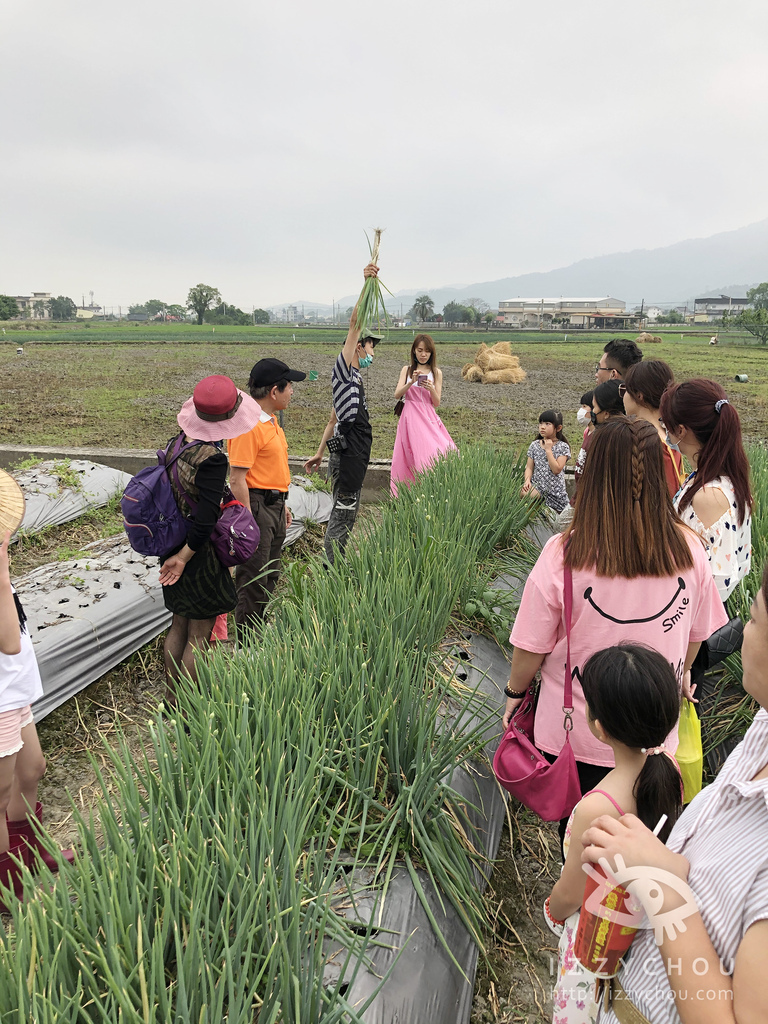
[165,433,203,512]
[162,432,202,471]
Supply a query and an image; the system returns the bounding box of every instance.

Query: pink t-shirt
[509,534,727,766]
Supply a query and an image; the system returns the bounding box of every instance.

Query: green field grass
[2,326,766,458]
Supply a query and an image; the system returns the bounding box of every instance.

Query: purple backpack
[122,435,200,557]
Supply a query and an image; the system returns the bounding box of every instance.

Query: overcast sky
[2,0,767,311]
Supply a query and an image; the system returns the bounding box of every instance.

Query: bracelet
[504,685,527,699]
[544,896,565,928]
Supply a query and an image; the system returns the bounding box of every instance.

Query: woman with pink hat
[160,375,260,698]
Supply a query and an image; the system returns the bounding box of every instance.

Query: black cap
[249,358,306,388]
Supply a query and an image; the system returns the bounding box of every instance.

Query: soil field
[2,328,768,460]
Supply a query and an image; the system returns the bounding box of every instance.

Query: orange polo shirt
[228,412,291,491]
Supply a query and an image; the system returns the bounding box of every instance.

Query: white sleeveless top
[673,474,751,602]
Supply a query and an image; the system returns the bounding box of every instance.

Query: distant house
[127,313,149,322]
[14,292,52,318]
[498,296,639,329]
[693,295,751,321]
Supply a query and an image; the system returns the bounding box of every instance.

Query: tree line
[0,287,271,326]
[408,294,497,325]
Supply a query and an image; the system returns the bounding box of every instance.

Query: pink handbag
[493,563,582,822]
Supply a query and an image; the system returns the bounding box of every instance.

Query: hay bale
[483,366,527,384]
[461,362,474,377]
[465,364,485,383]
[650,335,663,343]
[490,341,512,356]
[483,352,521,370]
[636,332,654,343]
[475,342,521,371]
[474,343,493,370]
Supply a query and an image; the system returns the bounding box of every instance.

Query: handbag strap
[563,560,575,729]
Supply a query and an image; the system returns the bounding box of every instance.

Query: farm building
[693,294,751,321]
[497,296,641,329]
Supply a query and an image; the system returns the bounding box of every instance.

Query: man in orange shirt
[229,358,306,637]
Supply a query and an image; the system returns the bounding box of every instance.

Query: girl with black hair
[545,645,683,1023]
[591,379,626,424]
[521,409,570,513]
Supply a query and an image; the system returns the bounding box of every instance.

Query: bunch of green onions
[354,228,391,338]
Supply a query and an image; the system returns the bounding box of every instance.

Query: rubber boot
[0,848,25,912]
[6,803,74,873]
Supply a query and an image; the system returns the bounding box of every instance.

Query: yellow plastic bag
[677,698,703,804]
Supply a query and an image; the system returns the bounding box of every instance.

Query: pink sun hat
[177,375,261,442]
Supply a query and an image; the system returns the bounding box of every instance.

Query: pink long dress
[390,371,458,496]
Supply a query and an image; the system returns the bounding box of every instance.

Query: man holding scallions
[304,263,379,564]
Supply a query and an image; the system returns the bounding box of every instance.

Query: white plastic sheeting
[15,480,333,721]
[16,460,131,534]
[18,535,171,721]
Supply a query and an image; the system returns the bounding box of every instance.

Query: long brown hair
[409,333,437,376]
[623,359,675,411]
[564,417,694,576]
[659,378,752,525]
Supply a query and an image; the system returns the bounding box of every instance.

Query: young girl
[0,492,74,910]
[390,334,457,496]
[521,410,570,513]
[545,646,683,1024]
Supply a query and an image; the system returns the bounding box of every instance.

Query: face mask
[576,408,590,426]
[590,411,598,426]
[665,431,680,452]
[358,353,373,369]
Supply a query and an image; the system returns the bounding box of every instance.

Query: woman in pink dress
[390,334,457,496]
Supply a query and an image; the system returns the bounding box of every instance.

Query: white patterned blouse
[673,474,751,603]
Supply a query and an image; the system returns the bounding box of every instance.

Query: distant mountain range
[270,217,768,315]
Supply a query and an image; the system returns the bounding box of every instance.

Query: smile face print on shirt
[584,577,690,634]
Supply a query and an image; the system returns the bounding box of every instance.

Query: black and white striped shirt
[331,352,367,425]
[600,708,768,1023]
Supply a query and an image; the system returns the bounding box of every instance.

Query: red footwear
[6,803,74,873]
[0,848,25,912]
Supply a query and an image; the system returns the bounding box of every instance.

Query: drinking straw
[652,814,668,837]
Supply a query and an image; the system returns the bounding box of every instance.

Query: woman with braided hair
[503,418,726,842]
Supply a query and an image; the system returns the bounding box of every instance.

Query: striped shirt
[600,708,768,1023]
[331,352,367,426]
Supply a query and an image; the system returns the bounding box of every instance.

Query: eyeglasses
[595,363,611,374]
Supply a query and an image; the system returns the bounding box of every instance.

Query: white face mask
[576,407,590,427]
